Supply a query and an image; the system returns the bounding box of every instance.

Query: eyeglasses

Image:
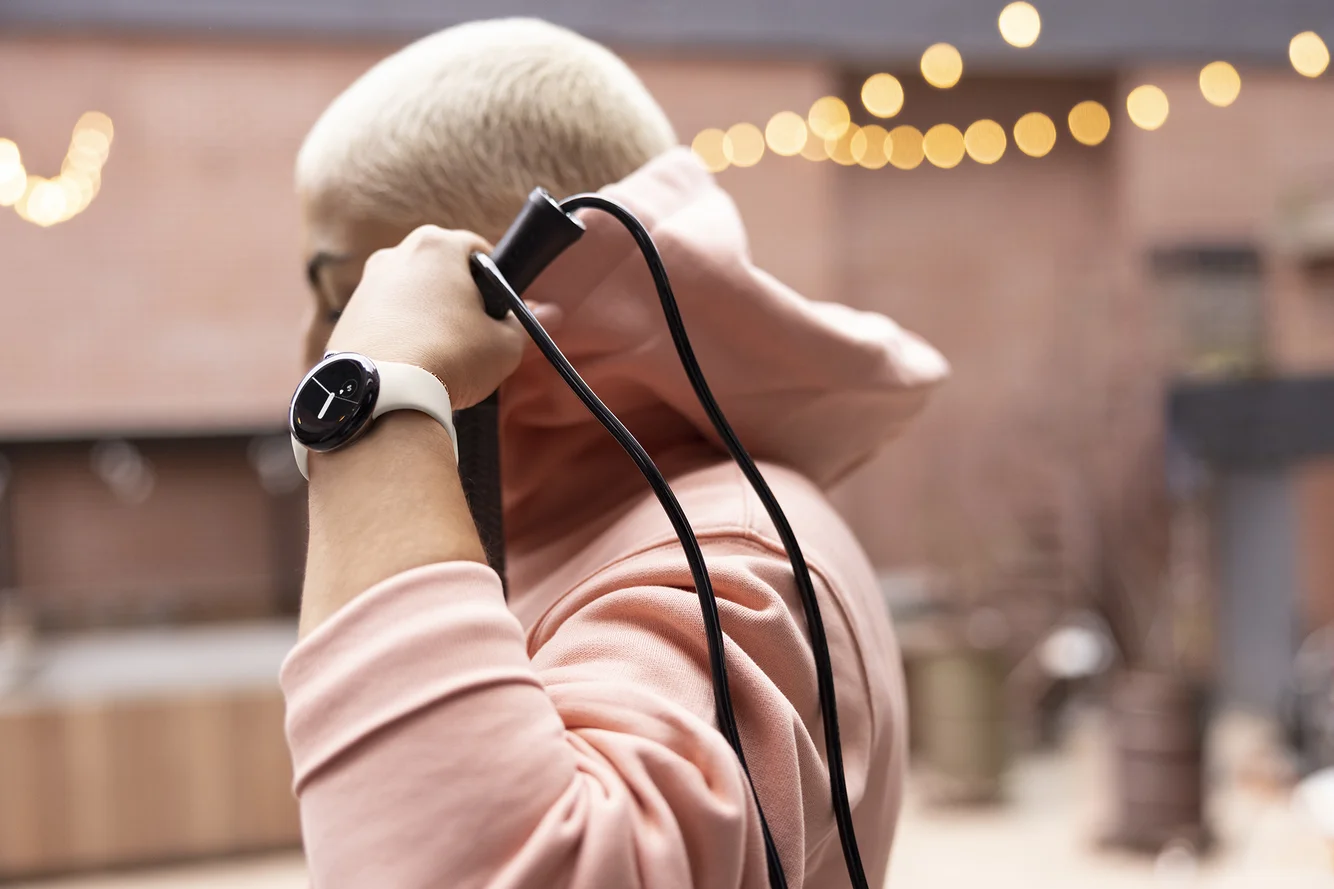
[305,251,360,323]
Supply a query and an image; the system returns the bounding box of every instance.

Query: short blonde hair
[296,18,677,240]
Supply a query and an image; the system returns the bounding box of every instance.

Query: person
[282,17,949,888]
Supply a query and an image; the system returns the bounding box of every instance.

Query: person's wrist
[308,409,456,480]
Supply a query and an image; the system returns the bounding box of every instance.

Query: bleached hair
[296,18,677,240]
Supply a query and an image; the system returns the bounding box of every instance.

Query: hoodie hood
[501,147,948,540]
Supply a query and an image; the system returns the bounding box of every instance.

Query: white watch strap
[291,360,458,480]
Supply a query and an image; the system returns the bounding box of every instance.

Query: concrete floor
[16,714,1332,889]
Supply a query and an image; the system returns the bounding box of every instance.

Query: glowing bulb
[1013,112,1057,157]
[24,178,68,227]
[1291,31,1330,78]
[0,139,20,177]
[76,111,114,141]
[69,129,110,166]
[921,43,963,89]
[1127,85,1170,130]
[1199,62,1241,107]
[723,123,765,167]
[851,124,891,169]
[691,129,729,173]
[765,111,808,157]
[887,126,925,170]
[0,163,26,206]
[964,120,1007,164]
[998,2,1041,48]
[861,74,904,118]
[800,134,829,162]
[923,124,965,168]
[825,124,861,166]
[1068,101,1111,146]
[808,96,851,141]
[59,167,99,214]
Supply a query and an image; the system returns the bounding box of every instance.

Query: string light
[887,126,925,170]
[861,74,905,118]
[808,97,852,140]
[921,43,964,89]
[851,125,891,169]
[1068,101,1111,146]
[1013,112,1057,157]
[765,111,808,156]
[691,128,729,173]
[723,123,765,167]
[1290,32,1330,78]
[964,119,1007,164]
[1127,85,1170,130]
[923,124,966,168]
[4,111,114,225]
[1199,62,1242,107]
[998,2,1042,49]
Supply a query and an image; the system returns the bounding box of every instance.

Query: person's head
[297,18,677,362]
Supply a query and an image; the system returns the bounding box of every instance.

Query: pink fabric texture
[281,148,949,888]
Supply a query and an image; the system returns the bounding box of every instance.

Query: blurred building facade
[1,0,1333,671]
[2,1,1334,872]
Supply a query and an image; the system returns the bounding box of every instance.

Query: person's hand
[322,225,546,410]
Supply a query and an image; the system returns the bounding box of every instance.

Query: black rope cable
[470,255,789,889]
[558,194,870,889]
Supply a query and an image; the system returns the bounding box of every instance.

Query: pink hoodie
[281,148,949,889]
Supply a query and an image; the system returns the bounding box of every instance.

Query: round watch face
[289,353,379,451]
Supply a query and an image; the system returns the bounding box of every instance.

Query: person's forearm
[300,410,486,637]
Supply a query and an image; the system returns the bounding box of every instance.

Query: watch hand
[311,377,332,395]
[317,392,336,419]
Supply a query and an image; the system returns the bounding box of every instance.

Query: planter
[911,647,1009,804]
[1103,669,1211,853]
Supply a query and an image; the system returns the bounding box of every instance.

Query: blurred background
[2,1,1334,886]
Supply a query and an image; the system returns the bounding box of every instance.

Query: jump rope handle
[457,190,585,593]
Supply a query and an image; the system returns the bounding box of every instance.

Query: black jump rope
[455,188,867,889]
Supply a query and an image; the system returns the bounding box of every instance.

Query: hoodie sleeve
[281,548,888,889]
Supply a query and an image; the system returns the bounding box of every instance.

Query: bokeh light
[1199,62,1242,107]
[0,139,24,207]
[1013,112,1057,157]
[964,119,1007,164]
[23,177,68,227]
[6,111,114,225]
[851,124,891,169]
[691,129,729,173]
[998,2,1042,49]
[808,96,852,140]
[0,164,26,206]
[765,111,808,156]
[0,139,20,175]
[1126,85,1170,130]
[76,111,115,141]
[723,122,765,167]
[1068,100,1111,146]
[921,43,964,89]
[923,124,966,168]
[861,73,905,118]
[825,124,861,166]
[1290,31,1330,78]
[887,125,925,170]
[800,134,829,161]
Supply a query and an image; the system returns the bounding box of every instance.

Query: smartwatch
[288,351,458,480]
